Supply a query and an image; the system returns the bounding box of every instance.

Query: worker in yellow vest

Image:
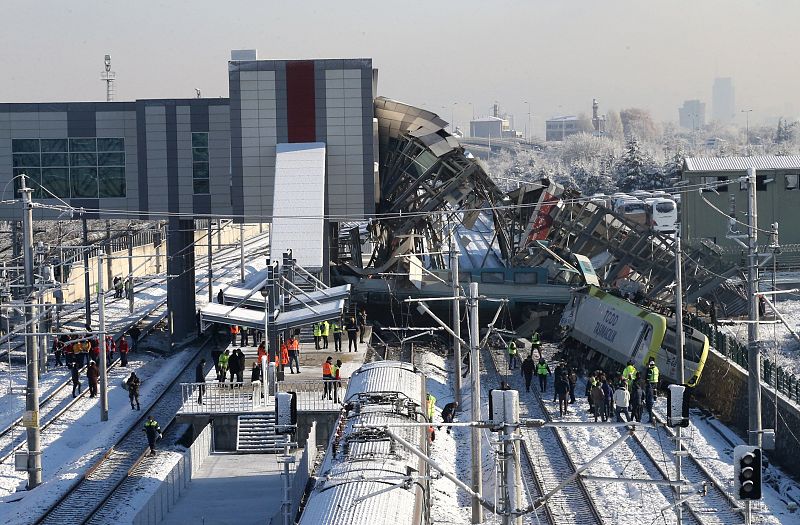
[313,323,322,350]
[321,320,330,349]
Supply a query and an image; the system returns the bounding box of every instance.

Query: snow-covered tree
[614,138,665,191]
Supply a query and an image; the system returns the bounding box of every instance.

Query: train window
[514,272,538,284]
[481,272,505,284]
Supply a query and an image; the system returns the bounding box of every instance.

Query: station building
[0,53,379,341]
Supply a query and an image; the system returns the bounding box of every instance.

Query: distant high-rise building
[678,99,706,129]
[712,78,735,124]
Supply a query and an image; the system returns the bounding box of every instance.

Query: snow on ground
[0,344,198,524]
[416,341,800,524]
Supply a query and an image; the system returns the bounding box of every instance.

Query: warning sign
[21,410,38,428]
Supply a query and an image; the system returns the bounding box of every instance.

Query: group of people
[214,347,247,383]
[314,312,365,353]
[228,324,262,348]
[519,355,578,417]
[112,275,134,300]
[586,357,660,423]
[321,356,343,402]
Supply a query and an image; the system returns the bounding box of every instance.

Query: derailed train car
[299,361,430,525]
[560,285,708,386]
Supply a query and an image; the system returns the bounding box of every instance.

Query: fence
[277,379,349,411]
[687,314,800,402]
[269,422,318,525]
[179,381,265,414]
[133,423,213,525]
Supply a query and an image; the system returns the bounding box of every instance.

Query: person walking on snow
[119,336,129,366]
[143,416,162,455]
[536,358,551,393]
[87,361,99,397]
[441,401,458,434]
[70,362,81,398]
[613,383,630,422]
[126,372,141,410]
[520,354,535,392]
[555,371,570,417]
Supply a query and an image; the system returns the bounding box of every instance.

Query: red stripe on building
[286,61,316,143]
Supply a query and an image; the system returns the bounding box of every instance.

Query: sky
[1,0,797,135]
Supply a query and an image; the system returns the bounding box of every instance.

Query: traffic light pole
[20,178,42,489]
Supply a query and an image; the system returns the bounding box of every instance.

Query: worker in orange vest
[287,336,300,374]
[279,340,289,370]
[257,341,267,363]
[230,325,240,347]
[322,356,333,400]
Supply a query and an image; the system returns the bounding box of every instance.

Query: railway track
[31,231,268,524]
[484,347,603,525]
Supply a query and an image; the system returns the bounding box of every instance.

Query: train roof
[345,361,424,405]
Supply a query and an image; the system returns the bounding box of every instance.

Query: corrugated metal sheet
[345,361,423,404]
[299,478,418,525]
[684,155,800,172]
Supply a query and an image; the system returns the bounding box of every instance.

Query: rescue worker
[230,325,239,347]
[279,342,289,373]
[613,383,630,422]
[70,362,81,398]
[507,340,518,370]
[646,357,659,398]
[257,341,267,364]
[126,371,141,410]
[119,336,129,366]
[87,360,99,397]
[288,336,300,374]
[346,317,358,352]
[218,349,230,384]
[520,354,535,392]
[321,319,330,349]
[530,330,542,358]
[536,358,551,393]
[441,401,458,433]
[622,360,638,390]
[313,322,322,350]
[426,393,436,422]
[195,358,206,404]
[331,317,343,352]
[331,359,342,403]
[322,356,334,400]
[143,416,162,455]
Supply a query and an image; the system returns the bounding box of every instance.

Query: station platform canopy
[200,299,345,333]
[221,284,351,310]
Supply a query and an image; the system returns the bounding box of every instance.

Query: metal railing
[179,381,264,414]
[688,314,800,402]
[277,378,349,411]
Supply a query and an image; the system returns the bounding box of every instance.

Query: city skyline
[0,1,797,135]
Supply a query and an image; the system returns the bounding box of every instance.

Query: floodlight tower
[101,55,116,102]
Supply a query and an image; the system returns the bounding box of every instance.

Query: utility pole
[240,222,245,283]
[746,166,762,447]
[20,177,41,489]
[450,234,462,404]
[82,214,91,327]
[97,254,109,422]
[128,228,134,314]
[468,282,483,524]
[207,219,213,303]
[674,231,685,525]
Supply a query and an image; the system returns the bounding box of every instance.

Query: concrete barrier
[132,423,213,525]
[694,347,800,479]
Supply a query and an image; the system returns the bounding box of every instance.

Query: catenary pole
[98,254,109,421]
[207,219,213,303]
[82,214,91,325]
[469,282,483,524]
[674,231,685,525]
[20,177,42,488]
[746,167,762,448]
[128,228,134,314]
[450,234,462,404]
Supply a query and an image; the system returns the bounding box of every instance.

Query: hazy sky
[1,0,797,135]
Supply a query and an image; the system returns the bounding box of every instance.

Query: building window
[716,176,729,192]
[786,174,799,190]
[192,132,210,194]
[11,137,125,199]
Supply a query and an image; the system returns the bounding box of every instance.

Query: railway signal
[666,384,690,428]
[734,445,762,501]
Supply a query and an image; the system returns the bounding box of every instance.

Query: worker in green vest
[321,320,330,349]
[645,357,660,421]
[217,349,230,383]
[331,318,342,352]
[507,340,518,370]
[536,357,551,393]
[313,322,322,349]
[622,361,638,390]
[426,393,436,421]
[530,331,542,357]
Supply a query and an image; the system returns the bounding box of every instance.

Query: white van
[647,197,678,233]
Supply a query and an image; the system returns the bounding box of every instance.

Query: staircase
[236,413,283,453]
